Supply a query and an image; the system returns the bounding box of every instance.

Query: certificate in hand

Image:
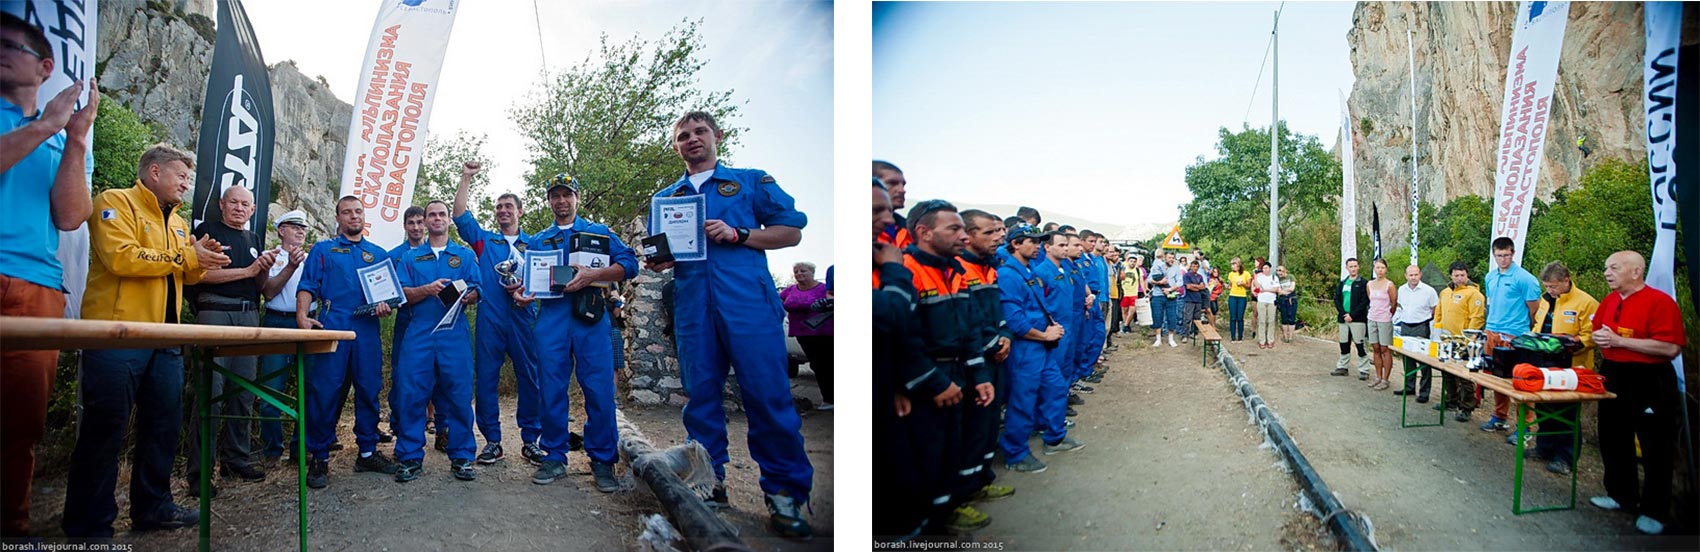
[524,249,564,299]
[357,259,406,310]
[648,195,706,262]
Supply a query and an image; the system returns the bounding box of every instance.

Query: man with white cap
[256,209,310,465]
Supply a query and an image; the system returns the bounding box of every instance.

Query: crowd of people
[1,22,820,540]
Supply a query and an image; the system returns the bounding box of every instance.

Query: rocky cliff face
[97,0,349,232]
[1345,1,1645,244]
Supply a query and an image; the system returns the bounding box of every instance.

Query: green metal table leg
[1512,401,1581,514]
[1513,402,1528,514]
[297,343,309,552]
[1399,357,1441,428]
[198,348,214,552]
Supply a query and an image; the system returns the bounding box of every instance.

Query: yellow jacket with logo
[82,182,207,322]
[1434,282,1486,336]
[1531,285,1599,369]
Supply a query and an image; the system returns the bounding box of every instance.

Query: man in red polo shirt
[1587,251,1684,535]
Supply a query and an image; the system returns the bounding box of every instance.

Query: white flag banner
[1489,0,1569,266]
[1339,91,1357,278]
[338,0,460,249]
[1644,1,1683,388]
[5,0,97,318]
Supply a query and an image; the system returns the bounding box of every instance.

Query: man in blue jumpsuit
[998,227,1083,474]
[1061,234,1090,407]
[391,201,481,482]
[644,111,814,539]
[514,174,635,493]
[1077,231,1108,385]
[296,196,401,488]
[451,161,546,465]
[386,206,433,449]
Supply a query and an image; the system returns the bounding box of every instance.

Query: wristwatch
[735,227,751,244]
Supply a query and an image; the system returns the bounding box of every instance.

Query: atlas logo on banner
[191,0,274,236]
[1490,1,1569,266]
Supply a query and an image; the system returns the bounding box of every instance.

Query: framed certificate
[524,249,565,299]
[357,259,405,308]
[648,195,707,262]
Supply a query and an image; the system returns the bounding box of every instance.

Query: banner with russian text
[1339,91,1357,278]
[191,0,274,238]
[5,0,97,318]
[337,0,460,248]
[1489,0,1569,266]
[1643,1,1683,388]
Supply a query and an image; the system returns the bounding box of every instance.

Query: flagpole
[1408,14,1419,268]
[1268,7,1281,268]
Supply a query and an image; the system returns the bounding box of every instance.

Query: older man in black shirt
[184,185,277,492]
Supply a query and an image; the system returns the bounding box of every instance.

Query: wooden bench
[1390,346,1616,515]
[1194,320,1222,367]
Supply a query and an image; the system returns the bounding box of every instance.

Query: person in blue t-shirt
[1479,236,1542,433]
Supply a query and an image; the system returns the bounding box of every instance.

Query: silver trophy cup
[494,259,521,288]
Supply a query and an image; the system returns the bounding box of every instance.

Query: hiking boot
[968,485,1016,503]
[1330,367,1348,376]
[476,443,504,464]
[1006,455,1048,473]
[1068,393,1085,406]
[221,462,265,482]
[705,484,731,510]
[766,491,812,540]
[394,459,422,483]
[306,458,329,489]
[451,459,477,481]
[1043,436,1085,455]
[531,460,567,485]
[1072,383,1094,394]
[1547,459,1571,475]
[132,504,199,532]
[948,505,992,531]
[354,452,399,474]
[521,442,547,465]
[1479,417,1508,432]
[591,461,619,493]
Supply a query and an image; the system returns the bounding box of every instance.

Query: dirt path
[965,332,1320,550]
[1224,334,1671,550]
[26,372,833,551]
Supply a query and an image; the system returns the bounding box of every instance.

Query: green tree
[91,98,157,195]
[1178,122,1341,258]
[509,19,744,231]
[409,130,493,247]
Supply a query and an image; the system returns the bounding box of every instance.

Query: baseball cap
[546,173,580,193]
[1008,222,1051,242]
[274,209,307,230]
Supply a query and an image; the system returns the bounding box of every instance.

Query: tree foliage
[510,19,744,231]
[1178,122,1341,258]
[91,98,157,195]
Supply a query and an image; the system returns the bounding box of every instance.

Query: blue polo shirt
[1484,263,1541,335]
[0,96,94,291]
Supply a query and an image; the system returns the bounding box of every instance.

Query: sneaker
[1506,431,1533,448]
[968,484,1016,503]
[476,443,504,465]
[1330,367,1348,376]
[1415,395,1430,403]
[1006,456,1048,473]
[1432,404,1444,411]
[1043,437,1085,455]
[1068,393,1085,406]
[132,504,199,532]
[221,462,265,482]
[531,460,567,485]
[354,452,400,474]
[1589,495,1622,511]
[1358,373,1369,381]
[1073,383,1094,394]
[765,491,813,540]
[1083,373,1105,383]
[948,505,992,531]
[1479,417,1508,432]
[1546,459,1571,475]
[521,442,547,465]
[394,460,422,483]
[1393,389,1416,396]
[705,484,731,510]
[591,461,619,493]
[377,430,394,444]
[816,402,834,411]
[1152,337,1163,347]
[1066,406,1078,417]
[1064,419,1075,429]
[1168,335,1178,347]
[306,458,329,489]
[451,459,477,481]
[434,431,447,452]
[1635,515,1664,535]
[1454,411,1473,423]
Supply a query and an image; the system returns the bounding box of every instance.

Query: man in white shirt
[257,210,310,465]
[1392,264,1440,402]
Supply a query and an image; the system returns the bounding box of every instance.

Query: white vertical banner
[1489,0,1569,266]
[1407,20,1419,268]
[337,0,460,249]
[5,0,97,318]
[1644,1,1683,388]
[1339,91,1357,278]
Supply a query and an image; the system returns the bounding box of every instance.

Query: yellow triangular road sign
[1161,225,1189,250]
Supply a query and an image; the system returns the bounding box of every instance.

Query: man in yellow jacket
[62,144,229,538]
[1525,261,1598,474]
[1432,261,1485,423]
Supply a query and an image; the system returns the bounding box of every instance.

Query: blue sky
[244,0,834,283]
[874,1,1358,228]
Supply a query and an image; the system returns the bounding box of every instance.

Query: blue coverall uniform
[528,217,637,465]
[1062,257,1089,383]
[998,251,1070,463]
[1078,253,1108,380]
[297,235,391,460]
[391,243,481,464]
[655,162,814,499]
[453,211,543,446]
[387,241,442,434]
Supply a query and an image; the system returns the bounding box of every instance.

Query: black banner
[191,0,274,236]
[1680,32,1699,316]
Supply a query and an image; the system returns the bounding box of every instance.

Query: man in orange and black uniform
[902,199,993,533]
[873,160,911,249]
[871,179,956,541]
[949,209,1014,529]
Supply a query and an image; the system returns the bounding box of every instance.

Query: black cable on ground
[1216,348,1379,551]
